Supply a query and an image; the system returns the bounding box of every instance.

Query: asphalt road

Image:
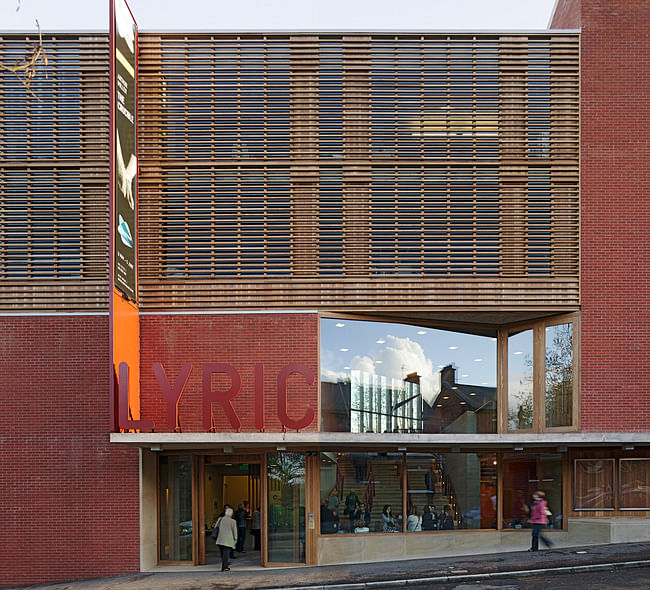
[407,565,650,589]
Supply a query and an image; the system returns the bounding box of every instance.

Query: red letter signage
[203,363,241,431]
[153,362,192,432]
[277,363,315,431]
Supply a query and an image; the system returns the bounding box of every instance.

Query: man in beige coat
[215,506,238,571]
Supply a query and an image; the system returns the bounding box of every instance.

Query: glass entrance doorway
[203,460,261,566]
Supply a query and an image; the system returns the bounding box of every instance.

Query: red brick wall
[577,1,650,431]
[0,316,140,586]
[140,313,319,432]
[549,0,581,28]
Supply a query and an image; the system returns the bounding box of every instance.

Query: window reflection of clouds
[321,318,497,395]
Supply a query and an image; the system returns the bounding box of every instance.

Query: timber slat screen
[138,33,579,311]
[0,34,109,310]
[0,33,579,312]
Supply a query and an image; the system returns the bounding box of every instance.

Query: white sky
[3,0,558,31]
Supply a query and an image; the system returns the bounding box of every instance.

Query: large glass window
[159,455,193,562]
[507,330,533,431]
[502,453,563,529]
[505,316,577,433]
[319,452,403,534]
[267,452,306,563]
[321,318,497,434]
[620,459,650,510]
[406,452,497,532]
[545,323,573,428]
[574,459,614,510]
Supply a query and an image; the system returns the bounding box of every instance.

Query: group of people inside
[212,500,261,572]
[321,488,457,534]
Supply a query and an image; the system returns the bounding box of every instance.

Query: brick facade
[575,0,650,431]
[139,313,319,433]
[0,316,140,586]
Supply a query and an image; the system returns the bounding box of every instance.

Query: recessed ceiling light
[474,358,483,362]
[375,360,383,364]
[344,366,351,370]
[448,346,458,350]
[417,330,427,335]
[514,351,523,355]
[451,386,458,390]
[461,374,469,377]
[436,404,443,408]
[376,339,385,344]
[340,348,349,352]
[335,323,345,327]
[459,401,466,405]
[442,396,449,399]
[481,382,488,385]
[470,392,477,396]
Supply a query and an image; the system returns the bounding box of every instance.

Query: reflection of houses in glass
[425,365,496,434]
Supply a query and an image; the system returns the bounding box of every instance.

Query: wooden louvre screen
[0,32,579,312]
[138,33,579,311]
[0,34,109,310]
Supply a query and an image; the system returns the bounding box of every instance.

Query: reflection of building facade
[3,1,650,585]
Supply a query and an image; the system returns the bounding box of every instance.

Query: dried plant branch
[0,20,48,101]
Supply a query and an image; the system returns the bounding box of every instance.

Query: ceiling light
[438,364,445,368]
[459,401,466,405]
[442,396,449,400]
[376,339,385,344]
[470,392,477,396]
[474,358,483,362]
[514,351,523,355]
[375,360,383,364]
[340,348,349,352]
[417,330,427,335]
[436,404,443,408]
[335,323,345,327]
[461,374,469,377]
[344,366,351,370]
[481,382,488,385]
[448,346,458,350]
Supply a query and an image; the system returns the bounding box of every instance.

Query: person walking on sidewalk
[216,506,238,571]
[528,490,554,552]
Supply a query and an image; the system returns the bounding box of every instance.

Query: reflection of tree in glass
[508,354,533,430]
[268,453,305,530]
[545,324,572,427]
[268,453,305,487]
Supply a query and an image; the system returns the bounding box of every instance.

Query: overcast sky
[3,0,558,31]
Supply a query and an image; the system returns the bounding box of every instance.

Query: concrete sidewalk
[7,541,650,590]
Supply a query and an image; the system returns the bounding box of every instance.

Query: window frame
[619,458,650,511]
[499,312,580,434]
[573,458,615,511]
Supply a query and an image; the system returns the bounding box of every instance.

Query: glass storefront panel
[159,455,193,562]
[574,459,614,510]
[321,318,497,434]
[545,322,573,428]
[619,459,650,510]
[267,452,305,563]
[502,453,562,529]
[406,452,497,531]
[507,329,534,430]
[320,452,403,534]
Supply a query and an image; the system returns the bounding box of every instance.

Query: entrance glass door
[266,452,306,564]
[202,460,261,565]
[159,455,193,562]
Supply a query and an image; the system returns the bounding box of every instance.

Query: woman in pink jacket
[528,490,554,551]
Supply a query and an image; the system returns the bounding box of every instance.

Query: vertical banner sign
[113,0,137,300]
[110,0,151,432]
